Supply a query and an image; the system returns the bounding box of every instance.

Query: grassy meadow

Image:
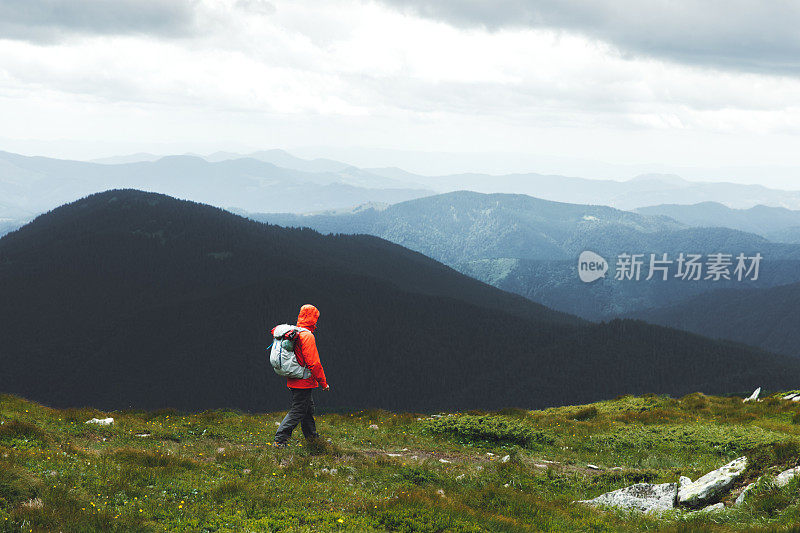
[2,393,800,532]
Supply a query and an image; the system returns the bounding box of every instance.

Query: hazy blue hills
[3,190,797,411]
[251,191,800,318]
[366,170,800,210]
[637,202,800,243]
[631,281,800,358]
[0,150,433,219]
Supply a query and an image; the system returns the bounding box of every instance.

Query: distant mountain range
[0,150,433,219]
[250,191,800,319]
[84,149,800,210]
[3,190,797,411]
[369,171,800,210]
[5,148,800,232]
[636,202,800,244]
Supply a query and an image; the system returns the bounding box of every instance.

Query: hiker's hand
[322,384,330,391]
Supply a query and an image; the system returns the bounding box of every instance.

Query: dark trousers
[275,388,318,443]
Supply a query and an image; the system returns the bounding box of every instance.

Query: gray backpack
[269,324,312,379]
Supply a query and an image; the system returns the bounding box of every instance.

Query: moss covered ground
[3,392,800,532]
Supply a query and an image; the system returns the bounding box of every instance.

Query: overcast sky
[1,0,799,183]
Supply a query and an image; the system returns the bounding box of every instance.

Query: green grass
[2,392,800,531]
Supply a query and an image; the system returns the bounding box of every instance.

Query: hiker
[274,304,329,447]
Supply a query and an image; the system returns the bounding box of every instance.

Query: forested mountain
[630,282,800,358]
[253,191,688,262]
[251,191,800,318]
[0,151,433,219]
[1,190,797,412]
[636,202,800,244]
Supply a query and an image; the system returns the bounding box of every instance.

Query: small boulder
[743,387,761,402]
[85,417,113,426]
[775,466,800,487]
[577,483,677,514]
[678,456,747,508]
[734,482,756,505]
[695,502,725,513]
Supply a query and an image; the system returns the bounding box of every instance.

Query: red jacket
[287,304,327,389]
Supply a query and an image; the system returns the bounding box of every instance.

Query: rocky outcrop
[85,417,114,426]
[734,482,756,505]
[677,456,747,508]
[775,466,800,487]
[743,387,761,402]
[577,483,677,514]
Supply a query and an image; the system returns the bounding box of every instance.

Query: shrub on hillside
[569,406,598,421]
[424,415,554,447]
[0,461,39,507]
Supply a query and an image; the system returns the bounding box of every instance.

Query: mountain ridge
[2,190,797,412]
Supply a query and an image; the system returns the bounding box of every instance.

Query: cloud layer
[0,0,799,177]
[0,0,198,42]
[378,0,800,76]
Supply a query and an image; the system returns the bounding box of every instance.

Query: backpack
[268,324,312,379]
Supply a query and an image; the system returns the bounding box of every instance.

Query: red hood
[296,304,320,331]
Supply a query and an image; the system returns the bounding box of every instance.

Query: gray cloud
[0,0,199,42]
[377,0,800,76]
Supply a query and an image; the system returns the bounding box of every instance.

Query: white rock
[486,453,495,457]
[679,476,692,488]
[734,482,756,505]
[456,474,465,480]
[577,483,677,514]
[368,424,379,430]
[134,433,151,438]
[436,489,445,497]
[439,458,451,463]
[782,393,798,400]
[587,464,601,470]
[501,455,511,463]
[534,463,547,468]
[695,502,725,513]
[678,457,747,507]
[329,468,338,475]
[85,417,114,426]
[743,387,761,402]
[793,397,800,402]
[386,453,403,457]
[775,466,800,487]
[503,483,510,487]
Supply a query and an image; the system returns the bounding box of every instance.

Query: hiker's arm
[300,333,328,388]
